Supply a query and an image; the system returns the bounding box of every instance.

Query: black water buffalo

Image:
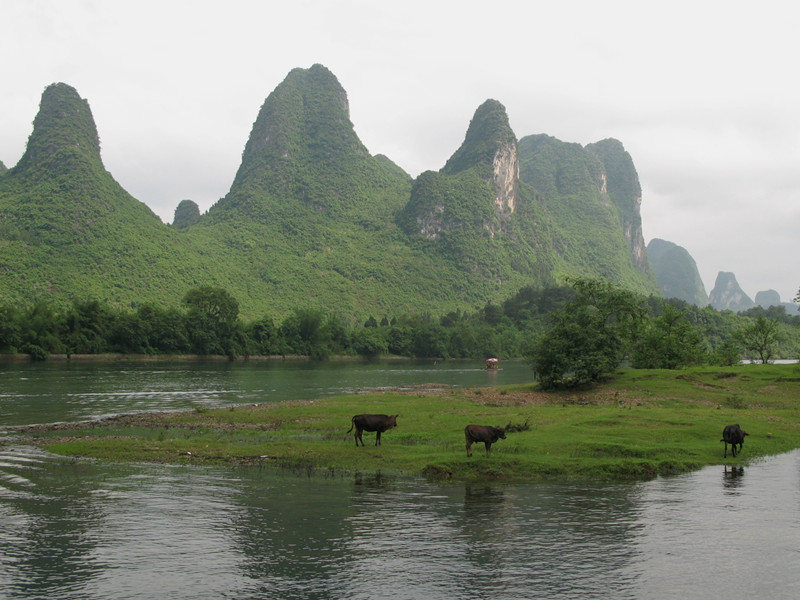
[465,424,506,457]
[348,414,398,446]
[721,424,749,458]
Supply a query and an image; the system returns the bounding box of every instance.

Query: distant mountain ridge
[647,238,708,306]
[1,65,658,320]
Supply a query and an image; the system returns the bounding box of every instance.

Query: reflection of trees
[450,481,642,597]
[225,471,358,598]
[0,449,106,597]
[1,456,653,599]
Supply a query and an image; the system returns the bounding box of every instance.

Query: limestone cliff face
[409,98,521,239]
[585,139,649,273]
[491,138,519,215]
[709,272,755,311]
[517,134,658,294]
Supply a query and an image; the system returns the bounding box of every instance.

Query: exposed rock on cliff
[402,99,520,241]
[518,134,657,293]
[586,139,648,272]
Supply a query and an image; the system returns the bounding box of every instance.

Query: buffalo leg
[485,442,492,456]
[723,442,728,458]
[355,428,364,447]
[375,431,381,446]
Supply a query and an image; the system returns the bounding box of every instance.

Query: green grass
[14,364,800,481]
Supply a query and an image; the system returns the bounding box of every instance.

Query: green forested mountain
[0,83,249,310]
[518,135,655,292]
[0,65,658,321]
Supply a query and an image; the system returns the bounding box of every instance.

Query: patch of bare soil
[431,387,649,408]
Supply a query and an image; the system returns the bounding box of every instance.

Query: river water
[1,360,799,599]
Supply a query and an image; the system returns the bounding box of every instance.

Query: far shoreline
[0,353,424,363]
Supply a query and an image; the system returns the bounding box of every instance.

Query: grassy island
[13,364,800,481]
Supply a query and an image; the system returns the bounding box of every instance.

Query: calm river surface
[1,360,799,599]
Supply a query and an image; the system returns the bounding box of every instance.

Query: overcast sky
[2,0,798,303]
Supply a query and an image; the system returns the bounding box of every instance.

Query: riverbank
[10,364,800,481]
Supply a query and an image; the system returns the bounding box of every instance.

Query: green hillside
[0,83,247,310]
[399,99,555,288]
[518,134,657,294]
[1,66,659,322]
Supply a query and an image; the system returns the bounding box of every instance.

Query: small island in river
[10,365,800,482]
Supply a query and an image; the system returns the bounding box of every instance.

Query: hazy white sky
[1,0,798,302]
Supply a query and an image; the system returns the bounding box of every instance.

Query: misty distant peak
[647,238,708,305]
[709,271,755,311]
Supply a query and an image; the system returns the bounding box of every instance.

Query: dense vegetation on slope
[1,66,658,322]
[399,99,556,290]
[518,135,656,294]
[0,84,249,310]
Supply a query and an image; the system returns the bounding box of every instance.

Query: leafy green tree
[279,308,330,359]
[631,302,707,368]
[182,287,242,357]
[738,316,783,363]
[527,278,646,388]
[387,325,414,356]
[352,328,388,358]
[107,310,150,354]
[136,304,190,354]
[63,299,113,354]
[0,303,22,352]
[412,323,449,358]
[245,315,278,356]
[21,301,65,354]
[711,338,743,366]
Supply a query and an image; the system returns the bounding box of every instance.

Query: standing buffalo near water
[348,414,398,446]
[465,424,506,457]
[721,424,749,458]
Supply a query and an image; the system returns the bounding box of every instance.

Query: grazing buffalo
[465,424,506,457]
[721,424,749,458]
[348,414,398,446]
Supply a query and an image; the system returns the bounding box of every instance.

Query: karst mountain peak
[14,82,104,176]
[0,64,664,319]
